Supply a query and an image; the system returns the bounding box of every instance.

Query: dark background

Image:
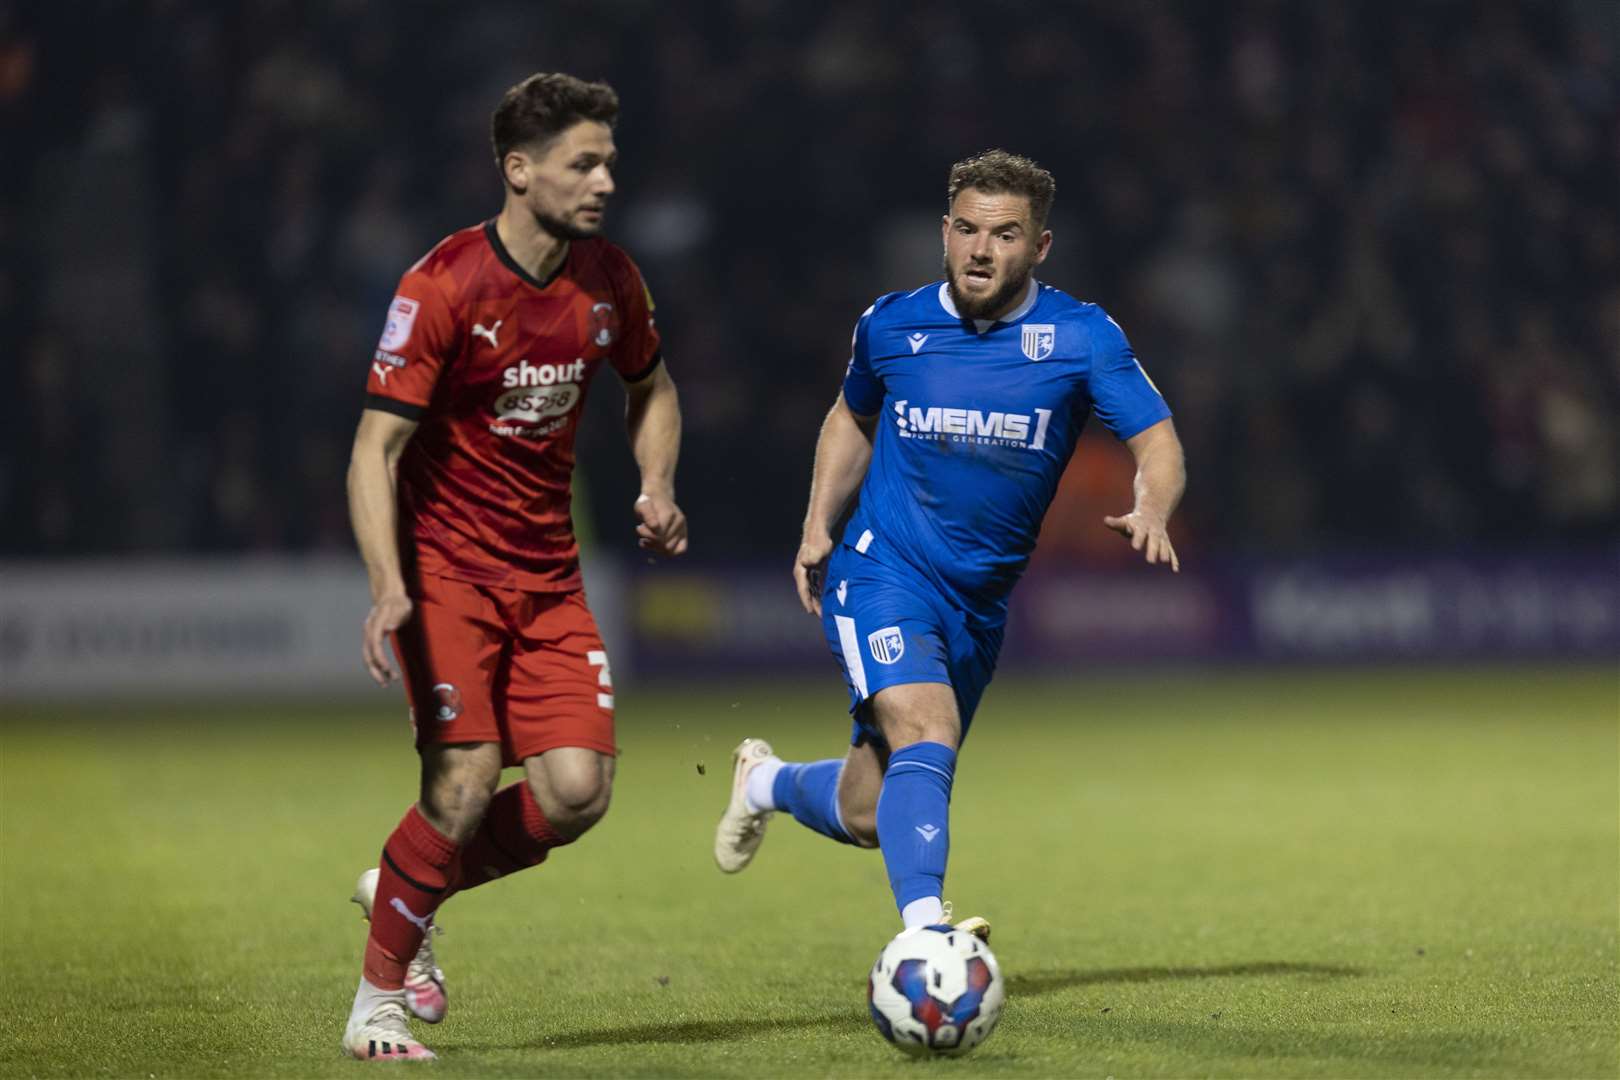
[4,0,1617,565]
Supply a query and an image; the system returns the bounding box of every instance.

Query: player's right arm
[348,408,419,686]
[348,272,456,684]
[795,394,878,616]
[795,306,884,615]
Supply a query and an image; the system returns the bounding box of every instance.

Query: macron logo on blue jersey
[893,399,1052,450]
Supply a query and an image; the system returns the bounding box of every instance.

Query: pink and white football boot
[351,867,448,1023]
[342,998,436,1062]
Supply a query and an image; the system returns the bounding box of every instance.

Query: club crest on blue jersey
[868,626,905,665]
[1021,323,1055,361]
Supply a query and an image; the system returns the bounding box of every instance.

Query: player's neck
[494,208,570,284]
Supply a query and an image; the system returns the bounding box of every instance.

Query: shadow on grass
[482,961,1361,1050]
[1087,1016,1554,1075]
[1007,960,1364,996]
[516,1013,864,1050]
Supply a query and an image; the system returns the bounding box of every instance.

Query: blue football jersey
[840,278,1171,623]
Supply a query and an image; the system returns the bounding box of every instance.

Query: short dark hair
[946,150,1056,229]
[490,73,619,164]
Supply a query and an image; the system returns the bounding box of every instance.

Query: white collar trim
[937,277,1041,333]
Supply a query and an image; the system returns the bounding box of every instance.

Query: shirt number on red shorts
[588,650,613,710]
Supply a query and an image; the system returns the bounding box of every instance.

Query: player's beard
[944,253,1034,321]
[532,204,604,241]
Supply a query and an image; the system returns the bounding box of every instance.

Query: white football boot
[714,738,775,872]
[342,998,436,1062]
[941,900,992,944]
[352,867,448,1023]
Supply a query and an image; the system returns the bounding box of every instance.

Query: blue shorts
[819,542,1004,748]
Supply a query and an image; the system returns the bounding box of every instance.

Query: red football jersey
[365,221,661,592]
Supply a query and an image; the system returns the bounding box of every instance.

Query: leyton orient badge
[1021,323,1055,361]
[432,682,462,722]
[590,302,618,347]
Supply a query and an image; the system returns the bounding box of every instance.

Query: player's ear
[503,151,530,194]
[1034,229,1053,264]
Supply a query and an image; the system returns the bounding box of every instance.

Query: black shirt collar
[484,219,568,290]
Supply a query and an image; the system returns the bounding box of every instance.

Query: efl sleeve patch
[364,271,454,407]
[840,306,883,417]
[378,296,420,351]
[609,253,663,381]
[1087,310,1172,440]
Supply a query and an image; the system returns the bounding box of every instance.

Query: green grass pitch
[1,667,1615,1078]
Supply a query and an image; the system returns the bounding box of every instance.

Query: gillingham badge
[1021,323,1055,361]
[868,626,905,665]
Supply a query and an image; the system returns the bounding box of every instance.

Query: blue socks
[875,741,956,916]
[772,760,854,844]
[770,741,958,922]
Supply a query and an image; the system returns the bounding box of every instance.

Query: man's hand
[1103,510,1180,572]
[362,593,414,686]
[794,530,834,615]
[635,493,688,557]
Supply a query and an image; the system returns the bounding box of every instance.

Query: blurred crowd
[4,0,1617,561]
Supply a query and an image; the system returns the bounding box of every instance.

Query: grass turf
[0,667,1615,1078]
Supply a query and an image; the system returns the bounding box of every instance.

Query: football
[867,924,1004,1056]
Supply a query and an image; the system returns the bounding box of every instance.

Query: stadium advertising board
[627,551,1619,673]
[0,559,373,696]
[2,552,1611,697]
[0,559,628,698]
[1246,554,1620,659]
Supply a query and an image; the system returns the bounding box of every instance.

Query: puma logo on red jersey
[472,320,502,348]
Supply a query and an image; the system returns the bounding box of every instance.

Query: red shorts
[391,573,615,766]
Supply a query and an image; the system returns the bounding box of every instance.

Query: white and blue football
[867,924,1004,1056]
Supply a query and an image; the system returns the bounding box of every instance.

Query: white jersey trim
[936,277,1040,333]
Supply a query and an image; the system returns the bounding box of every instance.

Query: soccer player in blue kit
[714,150,1186,938]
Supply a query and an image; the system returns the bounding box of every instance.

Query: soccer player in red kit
[340,73,686,1061]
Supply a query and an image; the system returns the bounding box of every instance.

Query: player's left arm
[1087,310,1185,571]
[611,254,686,557]
[622,361,687,558]
[1104,418,1186,572]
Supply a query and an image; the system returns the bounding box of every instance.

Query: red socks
[363,784,571,987]
[363,806,459,990]
[448,781,571,896]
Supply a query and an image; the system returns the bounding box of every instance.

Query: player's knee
[871,686,962,751]
[881,715,960,752]
[842,810,880,848]
[527,768,612,840]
